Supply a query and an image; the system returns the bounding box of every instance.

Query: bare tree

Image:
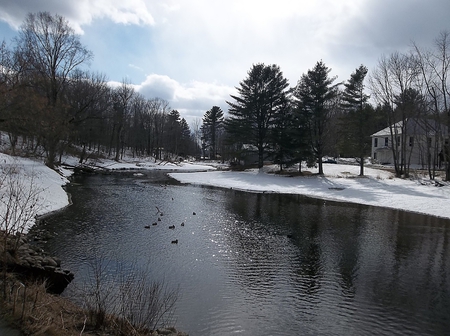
[109,80,135,161]
[369,52,421,177]
[412,31,450,180]
[14,12,93,168]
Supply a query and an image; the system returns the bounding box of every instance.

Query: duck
[157,217,162,221]
[152,222,157,226]
[181,222,185,227]
[169,225,175,230]
[193,212,196,215]
[144,225,150,229]
[171,239,178,244]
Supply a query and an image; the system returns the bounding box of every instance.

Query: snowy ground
[0,153,71,233]
[168,163,450,220]
[1,151,449,235]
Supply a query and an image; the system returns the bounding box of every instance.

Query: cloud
[110,74,235,126]
[0,0,155,33]
[128,64,144,72]
[2,0,450,127]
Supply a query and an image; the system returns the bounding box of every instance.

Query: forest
[1,12,450,180]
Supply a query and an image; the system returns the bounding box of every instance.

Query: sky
[0,0,450,127]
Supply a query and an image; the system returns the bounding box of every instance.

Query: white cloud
[106,74,235,126]
[2,0,450,127]
[128,63,144,72]
[133,74,235,125]
[0,0,155,34]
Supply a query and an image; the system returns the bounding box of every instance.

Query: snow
[2,151,449,236]
[0,153,70,233]
[61,155,220,172]
[168,163,450,220]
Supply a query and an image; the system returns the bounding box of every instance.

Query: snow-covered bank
[0,153,71,233]
[61,155,220,172]
[169,164,450,220]
[0,153,219,233]
[3,149,449,236]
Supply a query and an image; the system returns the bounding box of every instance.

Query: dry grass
[1,275,88,335]
[0,273,168,335]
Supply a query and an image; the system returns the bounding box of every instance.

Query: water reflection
[33,172,450,336]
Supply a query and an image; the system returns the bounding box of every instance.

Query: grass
[0,272,179,335]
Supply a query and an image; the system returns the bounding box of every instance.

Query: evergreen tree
[340,65,370,176]
[201,106,224,159]
[270,98,297,171]
[293,61,338,175]
[165,110,181,157]
[290,100,315,172]
[226,63,289,168]
[178,117,192,157]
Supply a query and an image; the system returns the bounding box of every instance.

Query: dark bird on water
[144,225,150,229]
[169,225,175,229]
[171,239,178,244]
[181,222,185,226]
[193,212,196,215]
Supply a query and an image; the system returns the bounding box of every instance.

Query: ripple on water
[34,173,450,336]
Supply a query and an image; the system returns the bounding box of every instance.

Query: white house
[371,119,448,167]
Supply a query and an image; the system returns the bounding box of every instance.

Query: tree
[165,110,181,158]
[226,63,290,168]
[369,52,421,177]
[340,65,370,176]
[270,96,297,171]
[201,106,224,159]
[110,80,135,161]
[293,60,339,175]
[64,70,110,163]
[178,117,192,157]
[15,12,93,168]
[413,31,450,180]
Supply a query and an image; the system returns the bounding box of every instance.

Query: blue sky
[1,0,449,126]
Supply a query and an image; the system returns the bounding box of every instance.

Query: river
[32,171,450,335]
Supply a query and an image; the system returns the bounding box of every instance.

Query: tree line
[0,12,198,168]
[201,62,383,176]
[201,33,450,180]
[1,12,450,180]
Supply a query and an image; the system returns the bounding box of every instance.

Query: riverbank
[2,151,450,334]
[169,163,450,220]
[0,153,193,335]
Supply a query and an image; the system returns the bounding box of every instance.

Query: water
[33,171,450,335]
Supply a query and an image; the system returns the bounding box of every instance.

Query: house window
[384,137,389,147]
[427,137,432,148]
[397,136,400,146]
[374,138,378,147]
[409,136,414,147]
[374,152,377,160]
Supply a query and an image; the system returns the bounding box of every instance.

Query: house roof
[371,118,448,137]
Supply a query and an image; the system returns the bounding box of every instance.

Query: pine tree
[226,63,289,168]
[178,117,192,157]
[340,65,370,176]
[201,106,224,159]
[293,61,338,175]
[270,98,299,171]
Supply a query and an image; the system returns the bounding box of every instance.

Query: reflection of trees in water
[36,174,450,334]
[222,192,304,294]
[370,211,450,332]
[224,190,450,333]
